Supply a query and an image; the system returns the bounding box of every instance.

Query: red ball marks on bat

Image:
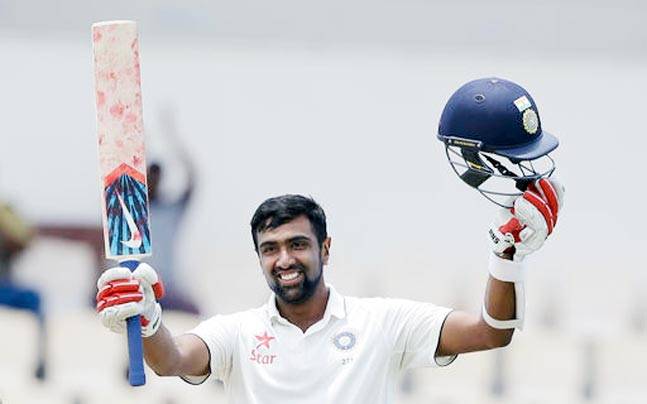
[97,91,106,107]
[93,30,102,42]
[132,155,142,167]
[110,103,125,119]
[125,113,137,124]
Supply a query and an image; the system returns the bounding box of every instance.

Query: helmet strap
[483,154,516,178]
[459,148,492,188]
[482,154,531,192]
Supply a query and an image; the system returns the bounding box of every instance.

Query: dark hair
[250,195,327,252]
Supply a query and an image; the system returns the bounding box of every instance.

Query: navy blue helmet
[438,77,559,206]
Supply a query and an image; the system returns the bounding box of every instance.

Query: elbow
[153,368,171,377]
[149,362,178,377]
[485,329,514,350]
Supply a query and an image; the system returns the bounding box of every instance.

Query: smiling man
[96,189,563,403]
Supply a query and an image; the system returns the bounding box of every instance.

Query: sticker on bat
[103,163,151,257]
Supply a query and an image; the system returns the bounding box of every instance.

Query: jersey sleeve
[381,298,456,371]
[181,313,240,384]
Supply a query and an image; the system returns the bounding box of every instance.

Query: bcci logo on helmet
[522,109,539,135]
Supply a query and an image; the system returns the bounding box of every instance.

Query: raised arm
[158,107,196,201]
[437,178,565,357]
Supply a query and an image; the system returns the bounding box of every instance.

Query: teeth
[280,272,299,281]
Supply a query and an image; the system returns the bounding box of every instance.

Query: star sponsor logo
[249,330,277,365]
[254,331,275,350]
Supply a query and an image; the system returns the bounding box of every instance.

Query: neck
[276,282,329,333]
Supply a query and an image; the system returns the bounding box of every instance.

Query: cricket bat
[92,20,152,386]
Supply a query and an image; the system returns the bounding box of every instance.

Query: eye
[261,245,277,255]
[292,240,308,250]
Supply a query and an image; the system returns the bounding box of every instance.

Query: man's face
[256,215,330,305]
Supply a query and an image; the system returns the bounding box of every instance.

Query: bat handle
[120,259,146,386]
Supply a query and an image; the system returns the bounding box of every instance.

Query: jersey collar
[266,284,346,325]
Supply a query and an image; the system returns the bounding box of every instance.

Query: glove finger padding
[545,177,565,210]
[130,263,164,336]
[530,177,564,216]
[97,279,140,301]
[96,290,143,312]
[99,301,141,334]
[97,266,133,289]
[132,263,165,300]
[509,189,554,260]
[96,279,142,312]
[519,190,554,234]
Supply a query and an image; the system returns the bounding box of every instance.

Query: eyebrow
[288,236,311,244]
[258,235,312,249]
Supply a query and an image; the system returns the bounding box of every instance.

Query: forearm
[143,322,209,378]
[436,279,515,356]
[143,323,183,376]
[482,275,515,346]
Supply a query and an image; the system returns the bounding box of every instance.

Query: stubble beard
[271,263,323,305]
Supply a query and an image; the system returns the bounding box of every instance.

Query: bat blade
[92,20,150,387]
[93,20,151,261]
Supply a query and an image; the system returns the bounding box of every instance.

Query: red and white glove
[96,263,165,337]
[489,178,565,262]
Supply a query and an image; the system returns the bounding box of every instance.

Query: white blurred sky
[1,1,646,330]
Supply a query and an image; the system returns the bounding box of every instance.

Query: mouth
[275,270,304,287]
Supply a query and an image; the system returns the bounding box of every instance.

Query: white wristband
[488,252,525,282]
[483,253,526,330]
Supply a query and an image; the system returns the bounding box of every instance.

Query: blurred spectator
[0,200,46,380]
[145,108,200,314]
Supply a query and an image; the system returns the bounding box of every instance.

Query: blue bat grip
[121,259,146,386]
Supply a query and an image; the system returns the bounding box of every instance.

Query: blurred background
[1,0,646,403]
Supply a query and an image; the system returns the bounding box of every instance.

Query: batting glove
[96,263,165,337]
[489,178,565,262]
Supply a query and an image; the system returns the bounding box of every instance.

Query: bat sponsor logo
[117,192,143,249]
[102,166,151,257]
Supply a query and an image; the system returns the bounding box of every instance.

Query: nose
[276,247,295,269]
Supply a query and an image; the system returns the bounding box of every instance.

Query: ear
[321,237,332,265]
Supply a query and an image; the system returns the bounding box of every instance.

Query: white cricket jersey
[183,285,456,404]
